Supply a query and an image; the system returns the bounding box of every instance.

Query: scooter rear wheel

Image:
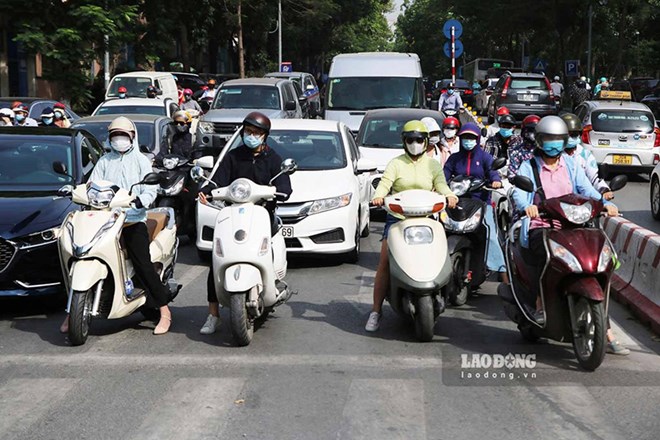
[571,297,606,371]
[448,253,469,306]
[230,293,254,347]
[413,296,435,342]
[69,289,93,346]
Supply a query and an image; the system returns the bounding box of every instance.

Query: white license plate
[519,94,538,102]
[281,226,295,238]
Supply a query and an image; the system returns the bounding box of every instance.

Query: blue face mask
[542,140,565,157]
[567,136,580,148]
[42,118,53,125]
[461,139,477,151]
[15,114,25,123]
[447,89,454,95]
[119,93,126,99]
[499,127,514,138]
[244,133,264,149]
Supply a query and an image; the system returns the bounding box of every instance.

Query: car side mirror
[196,155,215,170]
[281,158,297,174]
[53,161,67,175]
[491,157,506,171]
[298,95,308,104]
[608,174,628,192]
[285,100,297,111]
[356,157,377,173]
[512,175,535,192]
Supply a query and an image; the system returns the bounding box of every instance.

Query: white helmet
[420,116,441,133]
[108,116,136,153]
[0,108,15,119]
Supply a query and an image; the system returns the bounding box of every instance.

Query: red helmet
[183,88,193,96]
[496,106,510,116]
[522,114,541,129]
[442,116,460,129]
[118,86,127,93]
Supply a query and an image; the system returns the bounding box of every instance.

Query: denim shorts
[381,213,400,240]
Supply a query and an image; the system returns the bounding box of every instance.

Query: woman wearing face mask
[512,115,619,324]
[60,116,175,335]
[440,116,461,155]
[180,88,202,112]
[444,122,508,284]
[197,112,292,335]
[485,114,522,159]
[159,110,193,159]
[53,102,71,128]
[507,114,540,179]
[420,117,449,165]
[366,120,459,332]
[39,107,56,127]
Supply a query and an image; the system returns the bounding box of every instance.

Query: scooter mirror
[140,172,162,186]
[190,165,205,183]
[512,175,535,192]
[481,127,488,137]
[491,157,506,171]
[608,174,628,192]
[281,158,297,174]
[57,185,73,197]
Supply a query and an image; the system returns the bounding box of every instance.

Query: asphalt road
[1,221,660,440]
[614,172,659,233]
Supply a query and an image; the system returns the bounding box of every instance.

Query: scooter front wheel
[448,253,469,306]
[69,289,93,346]
[230,293,254,347]
[571,297,607,371]
[413,296,435,342]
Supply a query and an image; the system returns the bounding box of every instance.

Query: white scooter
[383,190,453,341]
[191,158,297,346]
[56,166,180,346]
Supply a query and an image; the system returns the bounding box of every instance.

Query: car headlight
[597,242,614,272]
[157,176,185,196]
[163,157,179,170]
[450,180,470,197]
[229,179,252,202]
[87,187,116,209]
[548,239,582,272]
[18,227,60,249]
[305,193,352,215]
[560,202,593,224]
[198,121,215,134]
[404,226,433,245]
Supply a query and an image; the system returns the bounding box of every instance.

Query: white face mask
[429,135,440,145]
[110,135,132,153]
[443,129,457,139]
[405,140,426,156]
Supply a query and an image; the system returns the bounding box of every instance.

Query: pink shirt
[530,156,573,229]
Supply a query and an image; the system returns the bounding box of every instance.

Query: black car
[486,72,558,123]
[0,127,104,297]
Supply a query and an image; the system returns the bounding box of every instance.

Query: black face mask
[176,124,189,133]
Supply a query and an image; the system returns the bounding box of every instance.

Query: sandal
[153,315,172,335]
[59,315,69,334]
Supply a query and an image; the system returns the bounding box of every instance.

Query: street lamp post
[278,0,282,69]
[587,3,593,81]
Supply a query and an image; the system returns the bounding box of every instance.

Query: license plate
[519,94,538,102]
[281,226,295,238]
[612,155,632,165]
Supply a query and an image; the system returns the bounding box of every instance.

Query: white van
[105,71,179,102]
[324,52,426,132]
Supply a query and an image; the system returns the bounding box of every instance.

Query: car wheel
[344,221,361,264]
[651,176,660,220]
[360,209,370,238]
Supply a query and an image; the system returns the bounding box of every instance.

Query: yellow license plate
[612,155,632,165]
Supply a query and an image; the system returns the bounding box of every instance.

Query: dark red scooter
[498,174,627,371]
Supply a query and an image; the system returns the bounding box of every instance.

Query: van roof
[329,52,422,78]
[112,71,175,79]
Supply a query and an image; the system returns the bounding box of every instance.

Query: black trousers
[122,223,169,308]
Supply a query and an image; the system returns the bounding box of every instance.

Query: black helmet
[560,113,582,133]
[498,114,516,126]
[243,111,271,136]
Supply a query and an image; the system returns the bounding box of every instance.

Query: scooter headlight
[450,180,470,197]
[229,179,251,202]
[87,185,116,209]
[157,176,185,196]
[404,226,433,245]
[560,202,593,224]
[548,239,582,272]
[162,157,179,170]
[597,242,614,272]
[440,209,482,233]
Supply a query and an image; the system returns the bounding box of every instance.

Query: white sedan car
[195,119,375,262]
[92,97,179,118]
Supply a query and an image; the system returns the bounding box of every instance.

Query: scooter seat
[146,211,169,242]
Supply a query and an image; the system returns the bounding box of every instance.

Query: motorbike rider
[444,122,508,284]
[60,116,174,335]
[12,103,38,127]
[39,107,56,127]
[53,102,71,128]
[201,78,218,100]
[550,76,564,97]
[507,115,540,179]
[197,112,292,335]
[511,115,619,325]
[569,78,591,111]
[485,113,522,160]
[146,85,158,99]
[180,88,202,112]
[438,83,464,113]
[0,108,14,126]
[118,86,128,99]
[157,110,194,160]
[420,117,449,165]
[366,120,458,332]
[593,76,609,97]
[440,116,461,155]
[483,106,511,144]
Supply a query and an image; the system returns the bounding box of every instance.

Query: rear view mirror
[196,155,215,170]
[281,158,297,174]
[481,127,488,137]
[491,157,506,171]
[285,100,297,111]
[140,172,162,185]
[57,185,73,197]
[356,157,377,173]
[512,175,535,193]
[190,165,205,183]
[608,174,628,192]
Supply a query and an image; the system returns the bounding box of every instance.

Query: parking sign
[565,60,580,77]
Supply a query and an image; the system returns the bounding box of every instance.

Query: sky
[385,0,405,28]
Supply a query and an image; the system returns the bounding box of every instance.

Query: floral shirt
[484,133,523,160]
[507,139,536,179]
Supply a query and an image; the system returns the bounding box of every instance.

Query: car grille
[212,123,242,136]
[310,228,345,244]
[0,240,16,272]
[285,238,302,248]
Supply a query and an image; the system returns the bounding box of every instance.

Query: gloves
[132,197,144,209]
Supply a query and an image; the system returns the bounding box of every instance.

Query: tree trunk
[237,0,245,78]
[180,23,190,71]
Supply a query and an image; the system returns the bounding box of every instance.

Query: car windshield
[326,77,421,110]
[510,79,546,90]
[0,137,74,186]
[213,86,281,110]
[107,77,152,97]
[591,110,655,133]
[358,115,443,148]
[72,121,156,151]
[227,129,346,170]
[95,105,166,116]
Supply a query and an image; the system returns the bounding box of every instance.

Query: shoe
[153,314,171,335]
[199,314,221,335]
[607,340,630,355]
[532,310,545,325]
[59,315,69,333]
[365,312,381,332]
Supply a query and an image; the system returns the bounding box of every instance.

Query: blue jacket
[512,153,611,247]
[444,146,501,202]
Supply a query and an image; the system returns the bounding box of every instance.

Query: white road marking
[0,378,78,438]
[337,379,427,440]
[176,263,207,287]
[129,378,245,440]
[344,270,375,315]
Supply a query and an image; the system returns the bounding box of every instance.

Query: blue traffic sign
[532,59,548,73]
[443,40,464,58]
[565,59,580,76]
[443,19,463,39]
[280,62,292,73]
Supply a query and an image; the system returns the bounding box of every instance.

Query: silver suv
[196,78,304,149]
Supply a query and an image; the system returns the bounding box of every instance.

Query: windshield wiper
[327,106,364,111]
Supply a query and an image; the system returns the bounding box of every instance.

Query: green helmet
[401,120,428,156]
[560,113,582,133]
[401,120,428,139]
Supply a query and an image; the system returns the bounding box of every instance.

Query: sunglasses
[175,121,187,126]
[569,131,581,137]
[404,137,425,144]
